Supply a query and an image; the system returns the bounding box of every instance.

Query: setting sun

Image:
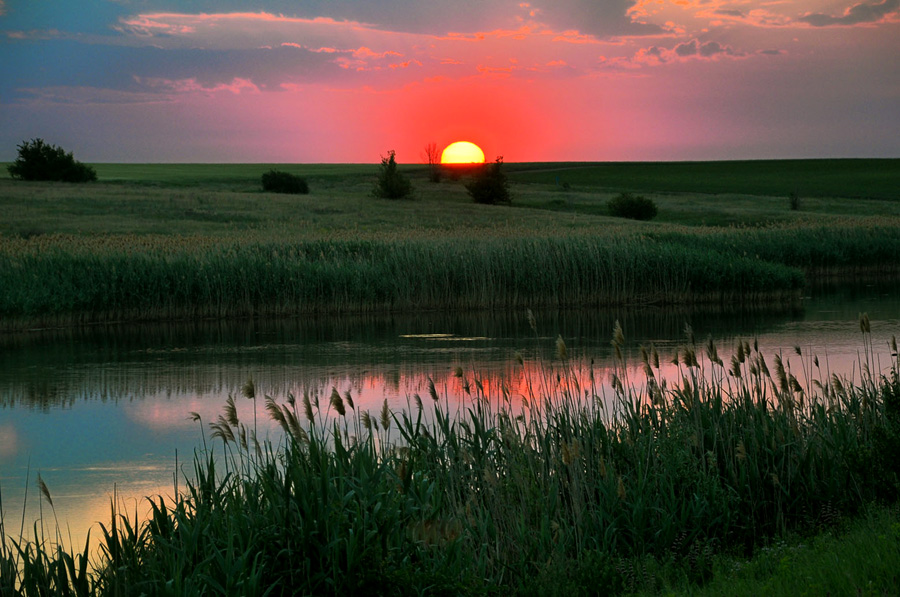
[441,141,485,164]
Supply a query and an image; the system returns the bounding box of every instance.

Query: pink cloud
[551,30,603,44]
[389,60,422,69]
[476,64,516,76]
[119,12,357,36]
[117,14,198,36]
[137,77,260,95]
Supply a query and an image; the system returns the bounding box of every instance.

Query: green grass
[0,234,804,327]
[506,159,900,200]
[3,328,900,595]
[642,506,900,596]
[2,160,900,327]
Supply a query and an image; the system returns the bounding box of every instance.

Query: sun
[441,141,485,164]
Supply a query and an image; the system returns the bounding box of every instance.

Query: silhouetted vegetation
[261,169,309,194]
[608,192,658,220]
[7,138,97,183]
[422,142,442,183]
[466,156,511,205]
[372,150,412,199]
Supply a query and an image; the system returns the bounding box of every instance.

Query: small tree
[607,192,658,220]
[372,150,413,199]
[422,142,442,183]
[261,169,309,194]
[466,156,510,205]
[7,138,97,182]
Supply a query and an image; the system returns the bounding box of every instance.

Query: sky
[0,0,898,163]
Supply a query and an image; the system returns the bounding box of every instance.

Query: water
[2,283,899,552]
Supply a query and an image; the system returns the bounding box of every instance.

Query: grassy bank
[2,160,899,328]
[3,327,900,595]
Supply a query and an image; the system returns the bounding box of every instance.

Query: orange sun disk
[441,141,485,164]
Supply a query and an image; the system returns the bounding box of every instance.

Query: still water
[2,283,899,551]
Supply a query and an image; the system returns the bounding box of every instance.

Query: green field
[1,159,899,328]
[506,159,900,200]
[5,159,896,198]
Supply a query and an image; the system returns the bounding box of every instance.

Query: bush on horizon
[7,138,97,183]
[372,150,413,199]
[261,169,309,194]
[466,156,511,205]
[608,192,657,221]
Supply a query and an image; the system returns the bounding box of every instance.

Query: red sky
[1,0,898,162]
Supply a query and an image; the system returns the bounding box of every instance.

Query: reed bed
[651,220,900,273]
[0,233,804,328]
[3,326,899,595]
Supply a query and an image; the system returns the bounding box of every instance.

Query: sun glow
[440,141,485,164]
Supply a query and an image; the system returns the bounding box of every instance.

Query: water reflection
[2,305,809,409]
[1,285,899,554]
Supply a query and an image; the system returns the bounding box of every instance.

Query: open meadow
[2,159,899,329]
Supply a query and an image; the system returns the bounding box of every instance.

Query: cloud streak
[797,0,900,26]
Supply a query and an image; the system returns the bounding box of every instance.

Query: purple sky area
[1,0,898,162]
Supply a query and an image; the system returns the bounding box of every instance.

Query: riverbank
[2,328,899,594]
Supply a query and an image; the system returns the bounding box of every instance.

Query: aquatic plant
[0,233,804,328]
[3,326,899,595]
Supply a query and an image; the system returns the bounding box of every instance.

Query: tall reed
[0,234,803,327]
[3,328,899,594]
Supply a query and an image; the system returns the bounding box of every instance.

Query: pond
[2,282,899,552]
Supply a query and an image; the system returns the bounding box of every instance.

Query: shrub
[789,191,801,211]
[7,138,97,183]
[261,169,309,194]
[372,150,413,199]
[466,156,511,205]
[607,192,657,220]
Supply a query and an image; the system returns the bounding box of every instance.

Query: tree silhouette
[372,150,413,199]
[8,138,97,182]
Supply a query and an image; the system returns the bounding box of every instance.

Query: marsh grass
[2,161,900,327]
[0,233,804,327]
[3,326,900,595]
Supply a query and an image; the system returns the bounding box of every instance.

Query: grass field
[1,159,899,327]
[506,159,900,200]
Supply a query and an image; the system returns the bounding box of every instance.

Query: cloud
[16,86,172,105]
[533,0,666,37]
[633,38,743,64]
[138,77,261,95]
[117,1,524,36]
[5,29,63,40]
[115,12,374,48]
[797,0,899,26]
